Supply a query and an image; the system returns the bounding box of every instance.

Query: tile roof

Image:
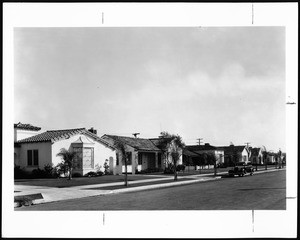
[16,128,113,148]
[182,148,200,157]
[102,135,161,152]
[217,145,246,154]
[185,144,217,151]
[14,122,41,131]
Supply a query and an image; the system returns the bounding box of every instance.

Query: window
[158,153,162,165]
[138,153,142,165]
[126,152,132,165]
[116,153,119,166]
[27,150,38,166]
[73,147,83,169]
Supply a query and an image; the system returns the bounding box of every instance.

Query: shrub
[72,172,83,178]
[103,160,110,175]
[31,164,57,178]
[14,165,30,179]
[31,168,46,178]
[176,164,185,172]
[217,163,227,168]
[81,171,105,177]
[164,168,175,174]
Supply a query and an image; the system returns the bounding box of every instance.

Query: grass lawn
[14,174,166,188]
[14,165,280,188]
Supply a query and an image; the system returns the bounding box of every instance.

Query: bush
[164,168,175,174]
[103,160,110,175]
[84,171,96,177]
[84,171,104,177]
[31,164,57,178]
[140,168,161,174]
[217,163,227,168]
[14,165,30,179]
[72,172,83,178]
[176,164,185,172]
[31,168,47,178]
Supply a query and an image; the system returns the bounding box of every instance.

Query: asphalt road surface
[16,169,286,211]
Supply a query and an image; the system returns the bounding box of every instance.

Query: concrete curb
[111,176,222,194]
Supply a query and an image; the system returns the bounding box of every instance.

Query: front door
[147,153,156,169]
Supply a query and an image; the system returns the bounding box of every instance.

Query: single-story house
[14,127,116,176]
[100,135,164,174]
[149,137,183,168]
[216,144,250,165]
[249,147,261,164]
[184,143,225,166]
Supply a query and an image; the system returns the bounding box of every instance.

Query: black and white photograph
[3,3,298,238]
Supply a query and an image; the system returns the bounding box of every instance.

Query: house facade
[15,128,116,176]
[217,144,250,165]
[184,143,225,167]
[101,135,164,174]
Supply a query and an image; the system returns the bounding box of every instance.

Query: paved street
[16,169,285,210]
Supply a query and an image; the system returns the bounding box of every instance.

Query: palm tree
[56,148,77,180]
[114,140,129,186]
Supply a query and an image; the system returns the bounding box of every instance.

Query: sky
[14,27,286,151]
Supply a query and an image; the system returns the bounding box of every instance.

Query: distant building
[184,143,225,166]
[216,144,250,165]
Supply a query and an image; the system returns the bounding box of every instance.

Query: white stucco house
[100,134,184,174]
[14,127,116,176]
[216,144,250,165]
[101,135,164,175]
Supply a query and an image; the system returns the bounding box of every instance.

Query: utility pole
[197,138,203,145]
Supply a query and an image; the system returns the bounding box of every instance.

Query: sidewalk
[14,167,284,207]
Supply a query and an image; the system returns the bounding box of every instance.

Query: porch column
[132,151,138,175]
[155,152,158,168]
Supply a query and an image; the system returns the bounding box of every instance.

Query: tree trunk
[68,167,72,180]
[214,162,217,176]
[174,162,177,181]
[124,159,128,186]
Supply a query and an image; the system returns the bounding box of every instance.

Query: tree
[262,147,268,170]
[207,153,218,176]
[159,132,185,181]
[56,148,77,180]
[198,153,208,174]
[114,140,129,186]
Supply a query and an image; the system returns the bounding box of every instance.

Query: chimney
[132,133,140,138]
[88,127,97,135]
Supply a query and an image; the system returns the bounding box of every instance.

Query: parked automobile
[228,162,254,177]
